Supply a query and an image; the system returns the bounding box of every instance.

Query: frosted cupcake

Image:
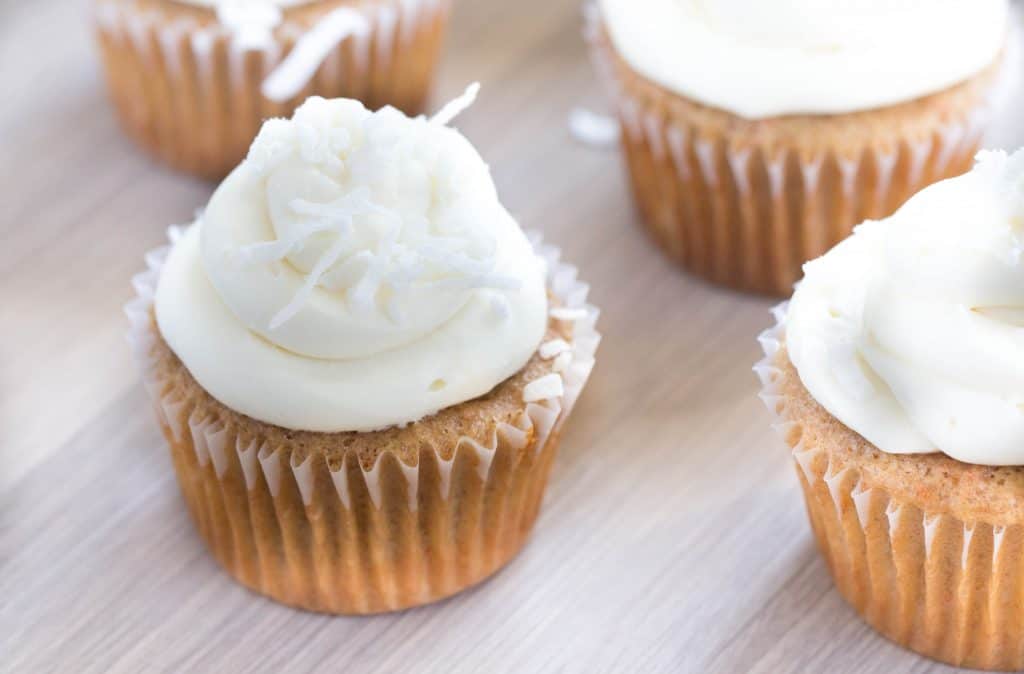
[125,88,600,613]
[94,0,449,179]
[757,149,1024,669]
[589,0,1009,295]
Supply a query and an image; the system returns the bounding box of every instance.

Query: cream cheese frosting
[787,149,1024,466]
[155,88,550,432]
[598,0,1009,119]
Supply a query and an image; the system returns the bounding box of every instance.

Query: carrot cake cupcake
[589,0,1010,295]
[125,87,600,614]
[94,0,450,179]
[758,148,1024,669]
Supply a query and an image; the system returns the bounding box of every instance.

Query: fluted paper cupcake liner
[94,0,449,179]
[587,6,1002,296]
[126,226,599,614]
[757,305,1024,671]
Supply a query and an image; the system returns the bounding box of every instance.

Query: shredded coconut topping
[539,338,571,359]
[552,351,573,373]
[430,83,481,127]
[237,85,521,331]
[189,87,554,425]
[523,374,564,403]
[568,107,619,148]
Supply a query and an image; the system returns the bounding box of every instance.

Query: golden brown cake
[763,345,1024,671]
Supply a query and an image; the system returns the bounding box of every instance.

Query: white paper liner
[755,302,908,530]
[755,305,1024,670]
[585,4,1004,295]
[94,0,447,101]
[126,226,600,512]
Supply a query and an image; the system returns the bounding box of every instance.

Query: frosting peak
[204,88,518,361]
[599,0,1008,118]
[787,149,1024,466]
[156,89,549,432]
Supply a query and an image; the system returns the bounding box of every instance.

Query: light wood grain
[3,1,1024,672]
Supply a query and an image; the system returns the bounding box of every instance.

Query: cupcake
[94,0,450,179]
[589,0,1010,295]
[125,87,600,614]
[757,149,1024,669]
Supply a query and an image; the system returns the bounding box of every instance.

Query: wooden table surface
[4,1,1024,672]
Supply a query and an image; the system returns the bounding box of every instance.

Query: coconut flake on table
[568,107,619,148]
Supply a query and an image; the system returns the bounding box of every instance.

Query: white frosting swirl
[787,149,1024,466]
[155,91,549,432]
[599,0,1008,119]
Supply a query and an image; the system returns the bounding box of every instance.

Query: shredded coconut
[539,338,570,359]
[551,351,573,373]
[523,374,564,403]
[261,8,371,102]
[568,107,619,148]
[430,83,481,127]
[239,87,521,330]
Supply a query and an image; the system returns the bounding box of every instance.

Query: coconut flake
[241,88,523,331]
[269,236,349,329]
[430,82,480,127]
[551,352,573,373]
[539,338,570,359]
[523,374,564,403]
[568,107,619,148]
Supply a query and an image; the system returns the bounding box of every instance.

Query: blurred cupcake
[94,0,450,179]
[125,87,600,613]
[757,149,1024,669]
[589,0,1010,295]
